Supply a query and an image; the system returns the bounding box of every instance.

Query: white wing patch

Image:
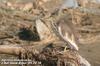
[65,33,79,50]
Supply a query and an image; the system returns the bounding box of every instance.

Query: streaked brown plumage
[51,15,79,51]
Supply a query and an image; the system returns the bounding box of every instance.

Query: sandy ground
[79,42,100,66]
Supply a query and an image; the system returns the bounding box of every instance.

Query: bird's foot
[64,46,69,52]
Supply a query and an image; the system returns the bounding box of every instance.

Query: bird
[51,16,79,51]
[53,0,79,51]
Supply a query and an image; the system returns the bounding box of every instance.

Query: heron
[52,16,79,51]
[54,0,79,51]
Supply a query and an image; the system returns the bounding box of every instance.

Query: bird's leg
[63,43,76,52]
[64,45,68,52]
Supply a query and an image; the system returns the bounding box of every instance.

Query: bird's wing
[58,25,79,50]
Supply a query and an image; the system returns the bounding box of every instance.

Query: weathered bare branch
[0,45,23,55]
[0,36,56,55]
